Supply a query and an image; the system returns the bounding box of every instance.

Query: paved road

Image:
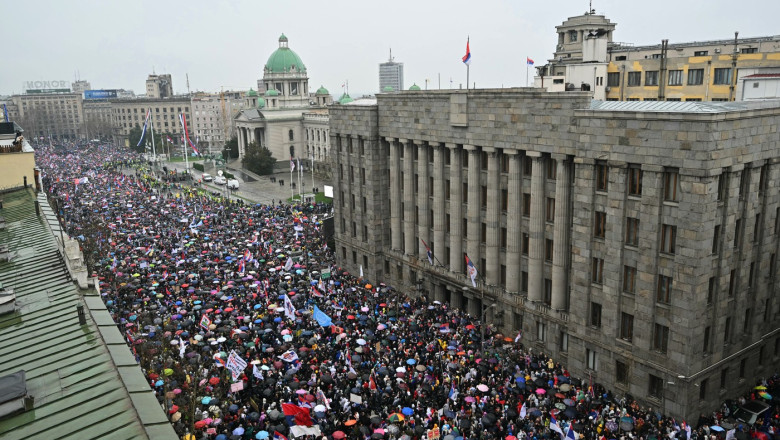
[158,159,331,205]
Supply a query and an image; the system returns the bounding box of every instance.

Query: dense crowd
[36,142,779,440]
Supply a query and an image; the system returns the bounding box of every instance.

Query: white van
[227,179,239,190]
[202,173,213,182]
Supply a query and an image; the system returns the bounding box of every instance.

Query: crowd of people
[35,142,779,440]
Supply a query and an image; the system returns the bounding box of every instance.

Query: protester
[36,142,779,440]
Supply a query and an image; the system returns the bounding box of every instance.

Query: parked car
[214,176,226,185]
[227,179,239,190]
[202,173,213,182]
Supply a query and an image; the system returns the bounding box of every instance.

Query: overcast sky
[4,0,779,97]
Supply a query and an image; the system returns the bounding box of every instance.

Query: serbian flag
[527,57,535,65]
[273,431,288,440]
[137,109,151,147]
[179,113,199,155]
[166,135,174,144]
[462,37,472,65]
[464,252,478,287]
[421,238,434,265]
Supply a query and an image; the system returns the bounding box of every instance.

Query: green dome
[409,83,421,91]
[382,86,395,92]
[315,85,330,95]
[257,97,266,108]
[264,89,279,97]
[247,88,258,97]
[338,93,354,104]
[265,34,306,73]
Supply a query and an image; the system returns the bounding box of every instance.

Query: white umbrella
[357,338,367,346]
[396,366,407,373]
[314,404,327,413]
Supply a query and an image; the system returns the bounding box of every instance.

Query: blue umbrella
[274,317,282,323]
[402,407,414,416]
[201,396,211,404]
[155,380,164,387]
[254,319,263,324]
[216,435,227,440]
[256,431,269,439]
[254,304,262,310]
[406,359,416,365]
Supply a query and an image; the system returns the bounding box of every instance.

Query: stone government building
[329,88,780,421]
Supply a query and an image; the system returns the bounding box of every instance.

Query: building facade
[329,89,780,421]
[379,51,404,93]
[145,74,174,99]
[190,91,245,155]
[82,99,115,141]
[537,9,780,102]
[10,92,84,140]
[110,97,192,151]
[235,35,332,170]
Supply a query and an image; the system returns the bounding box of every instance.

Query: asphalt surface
[158,159,331,206]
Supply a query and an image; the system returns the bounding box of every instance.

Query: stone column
[433,143,445,265]
[505,151,521,293]
[389,138,402,251]
[238,127,245,157]
[418,142,430,260]
[465,145,481,271]
[551,155,572,310]
[485,147,500,286]
[528,152,545,303]
[403,140,416,255]
[448,143,463,273]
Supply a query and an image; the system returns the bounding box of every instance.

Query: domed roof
[338,93,354,104]
[265,34,306,74]
[247,88,258,97]
[264,89,279,97]
[257,97,266,108]
[315,85,330,95]
[409,83,421,91]
[382,86,395,92]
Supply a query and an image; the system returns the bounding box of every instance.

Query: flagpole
[526,64,529,87]
[290,160,294,201]
[150,109,157,168]
[466,36,470,91]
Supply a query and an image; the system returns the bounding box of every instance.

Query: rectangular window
[653,324,669,353]
[664,169,680,201]
[623,266,637,293]
[713,68,732,85]
[688,69,704,85]
[627,165,643,196]
[741,47,758,54]
[645,71,659,86]
[649,374,663,398]
[728,269,736,296]
[536,321,546,341]
[712,225,721,254]
[522,233,529,255]
[725,316,732,345]
[668,70,683,86]
[616,361,629,384]
[480,223,487,244]
[596,162,608,191]
[594,211,606,238]
[754,215,761,243]
[743,308,751,333]
[462,183,468,203]
[694,50,709,57]
[720,368,728,389]
[607,72,620,87]
[699,379,708,400]
[546,198,555,222]
[735,219,742,249]
[560,332,569,352]
[545,279,552,304]
[568,30,577,42]
[592,258,604,284]
[739,170,748,200]
[545,239,553,262]
[523,194,531,217]
[523,158,532,176]
[703,326,711,354]
[547,159,557,180]
[739,358,746,378]
[660,224,677,255]
[626,217,639,246]
[708,277,716,304]
[590,302,602,327]
[481,186,487,209]
[501,227,507,249]
[586,349,598,370]
[620,313,634,341]
[627,72,641,87]
[501,189,508,212]
[657,274,672,304]
[521,271,528,292]
[748,262,755,287]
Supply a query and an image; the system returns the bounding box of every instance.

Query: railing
[0,145,23,154]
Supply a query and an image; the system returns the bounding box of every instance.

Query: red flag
[281,403,313,426]
[369,374,377,391]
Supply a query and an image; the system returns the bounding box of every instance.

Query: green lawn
[288,192,332,203]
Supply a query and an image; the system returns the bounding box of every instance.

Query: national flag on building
[527,57,535,65]
[137,109,151,147]
[464,253,478,287]
[462,38,472,65]
[421,238,434,265]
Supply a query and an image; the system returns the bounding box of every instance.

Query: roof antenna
[389,48,393,62]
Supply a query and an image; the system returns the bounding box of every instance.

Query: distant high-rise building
[71,80,92,95]
[379,50,404,92]
[146,74,173,99]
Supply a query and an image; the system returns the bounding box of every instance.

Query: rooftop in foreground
[588,99,780,113]
[0,188,176,440]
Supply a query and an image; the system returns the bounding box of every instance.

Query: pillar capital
[482,146,496,154]
[463,144,478,151]
[525,150,542,158]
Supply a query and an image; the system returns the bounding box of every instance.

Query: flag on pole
[166,135,174,144]
[179,113,199,155]
[273,431,289,440]
[549,414,565,438]
[283,294,296,321]
[462,38,472,65]
[464,253,478,287]
[421,238,434,265]
[565,424,577,440]
[253,364,264,380]
[519,402,527,419]
[290,157,296,172]
[284,256,294,272]
[527,57,535,65]
[137,109,151,147]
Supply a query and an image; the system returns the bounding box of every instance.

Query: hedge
[224,171,234,179]
[193,163,204,171]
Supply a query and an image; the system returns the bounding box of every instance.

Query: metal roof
[587,99,780,113]
[0,189,175,440]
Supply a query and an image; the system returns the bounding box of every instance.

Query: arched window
[289,145,295,158]
[289,129,294,141]
[316,130,320,142]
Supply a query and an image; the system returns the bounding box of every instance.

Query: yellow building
[0,122,36,192]
[537,8,780,102]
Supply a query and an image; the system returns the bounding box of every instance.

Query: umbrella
[406,358,416,365]
[332,431,346,440]
[401,407,414,416]
[256,431,269,439]
[387,413,405,423]
[535,388,546,394]
[233,427,245,436]
[476,384,489,392]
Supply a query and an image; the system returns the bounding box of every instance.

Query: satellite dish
[217,170,224,176]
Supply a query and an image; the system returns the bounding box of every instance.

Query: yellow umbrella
[754,385,767,390]
[164,368,174,376]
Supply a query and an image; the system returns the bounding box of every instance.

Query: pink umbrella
[464,396,475,403]
[535,388,546,395]
[295,389,307,395]
[477,384,489,392]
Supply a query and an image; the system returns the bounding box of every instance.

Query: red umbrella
[209,377,220,385]
[333,431,346,439]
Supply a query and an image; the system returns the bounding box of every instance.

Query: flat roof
[0,189,176,439]
[588,99,780,113]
